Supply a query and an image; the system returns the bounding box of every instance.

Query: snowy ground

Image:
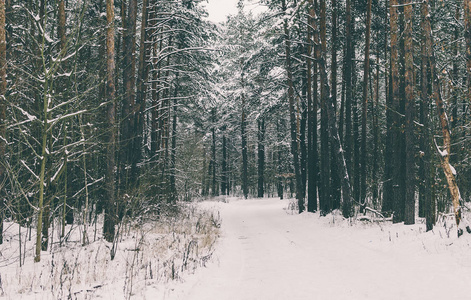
[2,197,471,299]
[163,197,471,300]
[0,204,220,299]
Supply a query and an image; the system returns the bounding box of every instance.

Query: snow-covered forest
[0,0,471,298]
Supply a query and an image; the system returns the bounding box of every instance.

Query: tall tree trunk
[221,127,227,195]
[404,0,415,225]
[121,0,138,191]
[277,120,284,200]
[423,0,464,235]
[360,0,372,212]
[103,0,117,245]
[0,0,6,245]
[344,0,353,180]
[383,0,394,213]
[451,7,460,130]
[330,0,341,210]
[420,0,435,231]
[465,0,471,105]
[319,0,330,215]
[134,0,149,185]
[211,108,217,197]
[258,119,265,198]
[58,0,69,239]
[372,36,380,207]
[300,73,307,201]
[390,0,404,223]
[307,1,317,212]
[312,5,353,218]
[169,68,180,203]
[281,0,304,212]
[35,53,50,263]
[159,36,173,200]
[151,31,163,158]
[241,93,248,199]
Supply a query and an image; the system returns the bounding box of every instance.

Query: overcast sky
[204,0,266,23]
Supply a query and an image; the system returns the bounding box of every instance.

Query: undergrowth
[0,202,221,299]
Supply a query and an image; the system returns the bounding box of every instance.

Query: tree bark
[151,31,163,158]
[465,0,471,105]
[372,35,380,207]
[211,108,217,197]
[121,0,138,191]
[404,0,415,225]
[319,0,330,215]
[311,6,353,218]
[383,0,394,213]
[241,93,248,199]
[281,0,304,212]
[222,127,227,195]
[390,0,404,223]
[344,0,353,178]
[103,0,117,245]
[134,0,149,187]
[423,0,463,235]
[420,0,435,231]
[360,0,372,212]
[330,0,341,210]
[306,1,317,212]
[257,119,265,198]
[300,73,307,201]
[277,120,284,200]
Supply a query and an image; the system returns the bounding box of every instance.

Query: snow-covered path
[164,198,471,300]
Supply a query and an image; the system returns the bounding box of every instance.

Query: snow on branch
[47,109,88,129]
[7,105,38,129]
[20,160,40,181]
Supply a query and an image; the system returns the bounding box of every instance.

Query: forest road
[166,198,471,300]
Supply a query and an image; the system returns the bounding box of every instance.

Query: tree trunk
[121,0,138,191]
[344,0,353,178]
[58,0,69,239]
[211,108,217,197]
[312,6,353,218]
[451,7,460,131]
[423,0,464,235]
[151,31,163,158]
[390,0,403,223]
[330,0,341,210]
[465,0,471,105]
[300,73,307,201]
[222,128,227,195]
[103,0,117,245]
[281,0,304,212]
[372,35,380,207]
[383,0,394,214]
[35,60,50,263]
[319,0,330,215]
[420,0,435,231]
[306,1,317,212]
[360,0,372,212]
[404,0,415,225]
[169,70,180,203]
[159,36,173,200]
[241,93,248,199]
[134,0,149,186]
[277,120,284,200]
[257,119,265,198]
